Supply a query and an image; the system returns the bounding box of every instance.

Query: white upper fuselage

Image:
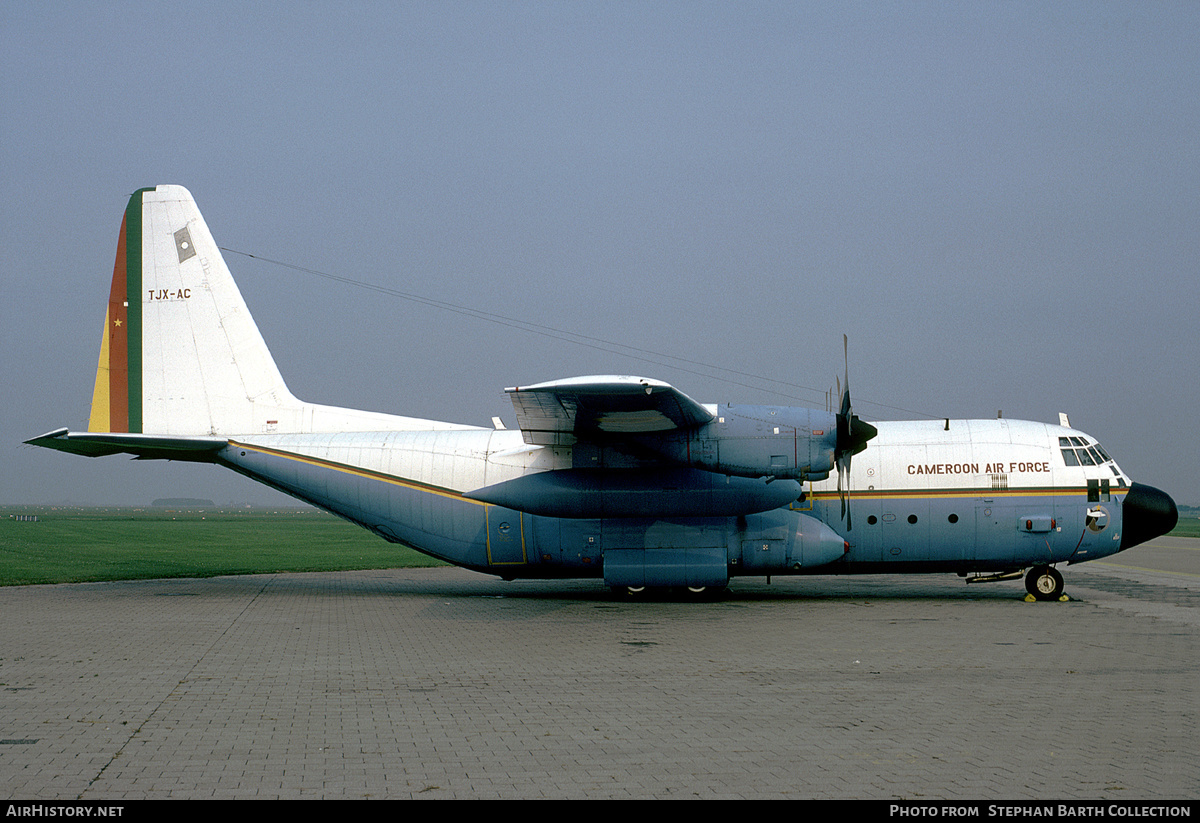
[230,415,1127,514]
[811,418,1127,498]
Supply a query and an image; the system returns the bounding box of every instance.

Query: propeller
[834,335,878,531]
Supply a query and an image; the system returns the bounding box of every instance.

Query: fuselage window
[908,514,918,524]
[948,513,959,524]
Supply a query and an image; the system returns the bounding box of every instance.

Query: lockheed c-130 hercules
[27,185,1178,600]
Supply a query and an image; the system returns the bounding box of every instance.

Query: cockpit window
[1059,438,1116,469]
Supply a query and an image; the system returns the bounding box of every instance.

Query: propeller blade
[833,334,875,532]
[841,334,851,417]
[840,458,849,523]
[845,479,852,531]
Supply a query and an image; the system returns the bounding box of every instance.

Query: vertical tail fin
[80,185,471,439]
[87,185,305,435]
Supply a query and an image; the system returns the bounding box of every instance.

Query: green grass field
[2,504,1195,586]
[1171,514,1200,538]
[0,506,446,586]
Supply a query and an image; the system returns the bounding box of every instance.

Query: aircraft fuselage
[213,415,1167,589]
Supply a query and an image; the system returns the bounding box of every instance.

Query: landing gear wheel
[1025,566,1064,601]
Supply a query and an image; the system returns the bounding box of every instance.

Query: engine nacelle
[636,404,839,481]
[465,467,803,518]
[736,511,850,572]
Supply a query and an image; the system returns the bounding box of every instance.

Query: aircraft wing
[25,428,227,461]
[505,375,716,446]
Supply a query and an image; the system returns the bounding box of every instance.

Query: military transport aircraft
[27,186,1178,599]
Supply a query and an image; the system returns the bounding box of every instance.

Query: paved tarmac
[1,535,1196,800]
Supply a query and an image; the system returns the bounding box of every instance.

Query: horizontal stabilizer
[25,428,226,461]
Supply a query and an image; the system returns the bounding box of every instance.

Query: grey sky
[3,2,1197,506]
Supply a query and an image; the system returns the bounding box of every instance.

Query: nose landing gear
[1025,565,1065,601]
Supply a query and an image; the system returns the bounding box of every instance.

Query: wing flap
[505,376,715,445]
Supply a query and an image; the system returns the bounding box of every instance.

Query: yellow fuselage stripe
[228,440,485,505]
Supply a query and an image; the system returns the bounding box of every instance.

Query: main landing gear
[1025,565,1065,601]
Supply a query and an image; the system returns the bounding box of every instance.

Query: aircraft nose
[1120,482,1178,551]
